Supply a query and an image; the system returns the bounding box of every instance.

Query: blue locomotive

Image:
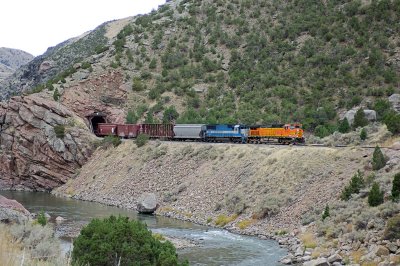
[204,124,249,143]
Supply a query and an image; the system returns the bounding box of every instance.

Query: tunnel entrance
[87,112,106,135]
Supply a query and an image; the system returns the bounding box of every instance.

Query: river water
[1,191,286,266]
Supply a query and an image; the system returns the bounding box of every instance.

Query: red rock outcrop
[0,95,96,191]
[61,70,127,123]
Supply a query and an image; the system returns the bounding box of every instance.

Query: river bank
[52,140,400,265]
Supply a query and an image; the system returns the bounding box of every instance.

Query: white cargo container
[173,124,206,140]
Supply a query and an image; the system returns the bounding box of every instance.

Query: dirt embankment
[54,141,369,230]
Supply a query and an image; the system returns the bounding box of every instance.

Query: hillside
[0,47,33,84]
[54,140,400,264]
[1,0,399,132]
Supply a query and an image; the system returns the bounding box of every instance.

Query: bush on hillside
[136,134,150,147]
[368,182,384,207]
[383,214,400,240]
[101,135,121,148]
[322,205,330,221]
[338,118,350,133]
[53,125,65,139]
[372,146,386,170]
[391,173,400,201]
[341,170,365,201]
[383,111,400,134]
[72,216,186,266]
[353,108,369,129]
[360,128,367,140]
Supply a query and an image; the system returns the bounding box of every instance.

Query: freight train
[95,123,305,144]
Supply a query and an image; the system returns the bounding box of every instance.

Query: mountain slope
[0,47,33,84]
[3,0,398,132]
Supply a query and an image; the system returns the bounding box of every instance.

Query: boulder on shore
[0,195,30,223]
[137,193,158,214]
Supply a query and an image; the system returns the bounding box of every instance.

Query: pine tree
[353,108,368,129]
[391,173,400,201]
[368,182,384,207]
[322,205,330,221]
[372,146,386,170]
[360,128,367,140]
[53,88,60,101]
[338,118,350,133]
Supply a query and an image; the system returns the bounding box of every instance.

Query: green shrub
[391,173,400,201]
[338,118,350,133]
[37,211,47,226]
[341,170,365,201]
[360,128,367,140]
[384,111,400,134]
[72,216,186,266]
[372,146,386,170]
[383,214,400,240]
[126,110,138,124]
[314,125,330,138]
[136,134,150,147]
[322,205,330,221]
[53,125,65,139]
[163,106,179,123]
[53,88,60,101]
[132,77,146,91]
[102,135,121,147]
[368,182,384,207]
[353,108,369,129]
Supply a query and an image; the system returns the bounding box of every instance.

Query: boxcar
[139,124,174,139]
[116,124,140,138]
[173,124,206,140]
[204,124,248,143]
[96,123,118,137]
[248,123,304,143]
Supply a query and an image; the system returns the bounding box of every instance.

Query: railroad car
[248,123,304,144]
[204,124,249,143]
[139,123,174,139]
[96,123,118,137]
[116,124,140,138]
[173,124,206,140]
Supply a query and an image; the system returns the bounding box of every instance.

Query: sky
[0,0,166,56]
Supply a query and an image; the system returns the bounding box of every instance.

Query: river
[0,191,287,266]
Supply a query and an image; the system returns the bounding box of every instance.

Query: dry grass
[236,219,256,230]
[350,249,365,264]
[215,214,238,227]
[0,224,68,266]
[300,232,318,249]
[361,262,379,266]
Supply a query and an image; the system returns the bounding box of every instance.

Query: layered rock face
[0,95,95,191]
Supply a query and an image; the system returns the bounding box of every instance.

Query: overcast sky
[0,0,166,56]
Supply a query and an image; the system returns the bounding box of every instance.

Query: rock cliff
[0,95,95,191]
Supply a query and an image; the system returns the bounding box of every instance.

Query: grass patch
[215,214,238,227]
[237,219,255,230]
[300,232,317,249]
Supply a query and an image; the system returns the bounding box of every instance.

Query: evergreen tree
[341,170,365,201]
[368,182,384,207]
[72,216,187,266]
[53,88,60,101]
[126,110,137,124]
[391,173,400,201]
[338,118,350,133]
[372,146,386,170]
[322,205,330,221]
[360,128,367,140]
[163,106,179,123]
[353,108,368,129]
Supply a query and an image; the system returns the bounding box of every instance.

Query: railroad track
[148,140,397,150]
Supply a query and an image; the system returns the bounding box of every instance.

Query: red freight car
[139,124,174,139]
[116,124,140,138]
[96,123,118,136]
